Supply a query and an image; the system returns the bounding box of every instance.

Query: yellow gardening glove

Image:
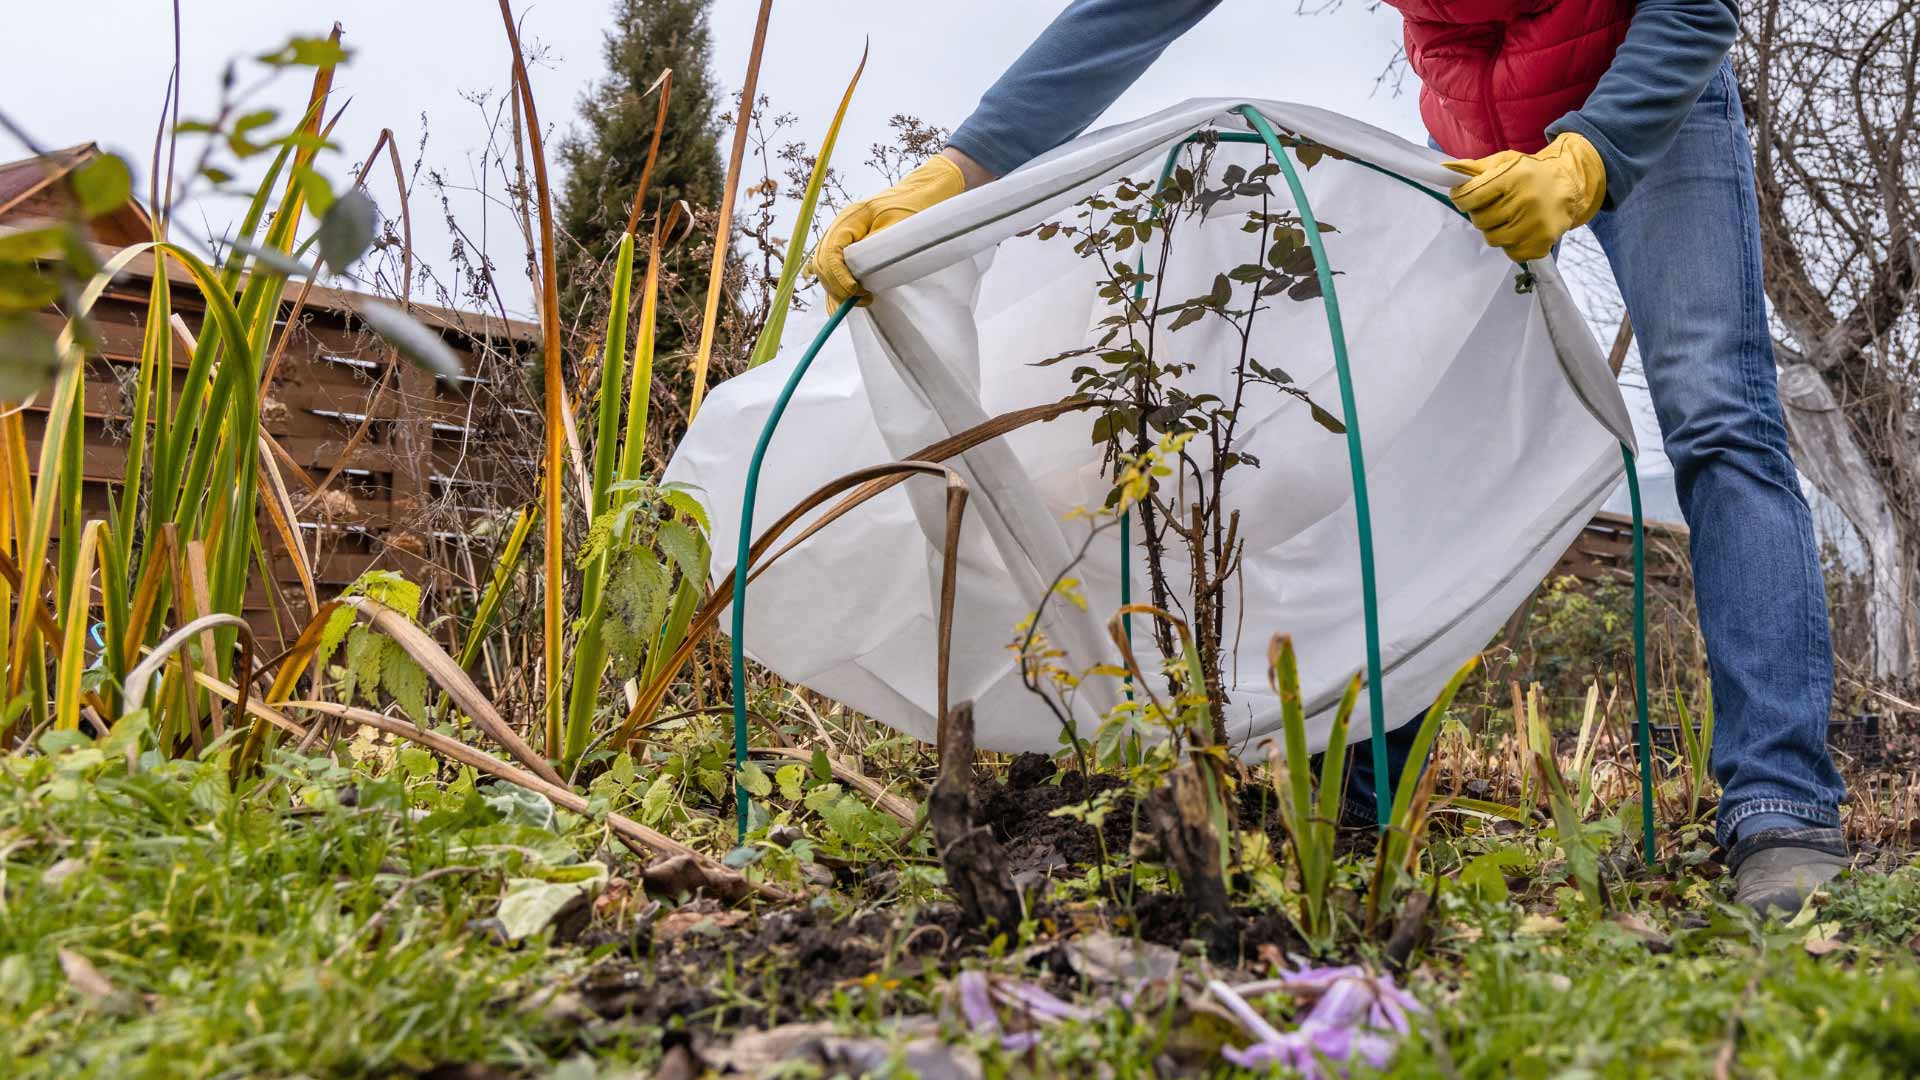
[806,155,966,305]
[1445,132,1607,263]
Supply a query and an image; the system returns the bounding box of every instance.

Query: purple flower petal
[1208,979,1288,1042]
[1223,1032,1322,1076]
[1305,978,1374,1028]
[1305,1021,1354,1061]
[1220,1043,1276,1070]
[1280,964,1368,992]
[1216,968,1423,1078]
[1350,1029,1400,1070]
[1001,981,1090,1022]
[956,971,998,1034]
[1370,998,1413,1036]
[1000,1031,1042,1053]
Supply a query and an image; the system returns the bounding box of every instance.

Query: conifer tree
[558,0,725,354]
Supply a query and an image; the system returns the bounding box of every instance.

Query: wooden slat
[1548,512,1690,587]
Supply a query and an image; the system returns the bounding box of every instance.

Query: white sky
[2,0,1425,314]
[2,0,1678,512]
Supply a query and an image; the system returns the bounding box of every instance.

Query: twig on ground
[330,864,485,962]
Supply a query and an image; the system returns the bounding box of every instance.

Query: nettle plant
[1017,134,1347,748]
[576,479,712,687]
[316,571,434,720]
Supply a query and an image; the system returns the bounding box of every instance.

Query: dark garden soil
[556,724,1920,1074]
[580,904,968,1029]
[576,757,1326,1041]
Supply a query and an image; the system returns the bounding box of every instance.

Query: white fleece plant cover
[667,99,1635,758]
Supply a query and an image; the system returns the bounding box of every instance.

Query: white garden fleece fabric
[666,99,1635,758]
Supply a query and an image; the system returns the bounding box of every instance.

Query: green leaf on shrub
[318,189,376,274]
[1309,402,1346,434]
[0,266,58,313]
[496,862,606,942]
[257,37,351,69]
[352,300,464,380]
[1460,847,1531,903]
[382,644,427,721]
[70,154,132,219]
[228,110,280,160]
[603,551,670,668]
[639,774,674,825]
[0,227,68,263]
[655,519,707,582]
[660,485,711,532]
[398,747,435,779]
[776,764,806,802]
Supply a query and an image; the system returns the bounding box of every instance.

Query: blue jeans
[1345,61,1847,848]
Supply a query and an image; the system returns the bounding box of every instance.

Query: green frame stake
[732,297,857,839]
[728,108,1657,863]
[1236,105,1393,828]
[1625,446,1655,864]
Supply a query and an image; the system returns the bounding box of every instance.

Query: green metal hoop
[729,109,1655,863]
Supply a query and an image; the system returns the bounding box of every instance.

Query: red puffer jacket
[1386,0,1636,158]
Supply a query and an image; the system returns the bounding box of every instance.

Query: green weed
[0,737,620,1078]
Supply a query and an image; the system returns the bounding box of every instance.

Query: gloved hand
[1445,132,1607,263]
[806,155,967,305]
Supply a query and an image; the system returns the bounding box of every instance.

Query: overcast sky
[3,0,1684,512]
[3,1,1424,311]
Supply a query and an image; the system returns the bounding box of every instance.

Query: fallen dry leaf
[644,854,746,899]
[42,858,86,889]
[1608,912,1673,953]
[652,1043,708,1080]
[1065,933,1181,987]
[710,1019,980,1080]
[593,876,635,919]
[1804,921,1846,957]
[655,908,748,944]
[58,947,115,999]
[1515,913,1566,937]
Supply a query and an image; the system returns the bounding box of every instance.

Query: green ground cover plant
[6,716,1919,1078]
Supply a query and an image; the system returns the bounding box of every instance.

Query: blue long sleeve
[949,0,1739,205]
[1547,0,1738,208]
[946,0,1224,177]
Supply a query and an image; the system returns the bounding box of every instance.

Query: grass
[5,701,1918,1078]
[0,740,596,1078]
[1404,886,1920,1077]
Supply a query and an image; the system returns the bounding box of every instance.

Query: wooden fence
[17,238,540,653]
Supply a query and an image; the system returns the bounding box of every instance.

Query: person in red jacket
[810,0,1849,914]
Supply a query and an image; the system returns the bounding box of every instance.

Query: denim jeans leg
[1584,61,1846,849]
[1338,709,1426,826]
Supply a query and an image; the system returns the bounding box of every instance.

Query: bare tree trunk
[1737,0,1920,680]
[1778,365,1911,677]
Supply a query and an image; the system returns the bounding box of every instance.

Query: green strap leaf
[746,46,866,369]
